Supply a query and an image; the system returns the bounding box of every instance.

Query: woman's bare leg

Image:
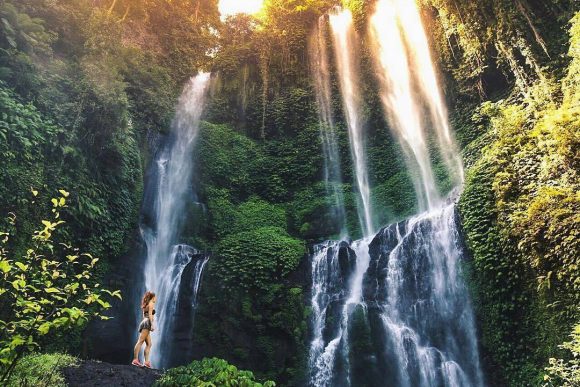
[133,330,148,361]
[144,333,152,363]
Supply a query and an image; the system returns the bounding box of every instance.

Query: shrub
[155,357,275,386]
[215,227,304,292]
[0,191,120,382]
[544,324,580,386]
[8,352,77,387]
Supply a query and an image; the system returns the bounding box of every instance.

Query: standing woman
[132,291,156,368]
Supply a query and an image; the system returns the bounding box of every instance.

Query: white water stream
[308,3,484,385]
[140,73,211,367]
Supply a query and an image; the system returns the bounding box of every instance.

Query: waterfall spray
[139,73,211,367]
[369,0,440,211]
[309,17,348,237]
[394,0,464,185]
[329,9,374,237]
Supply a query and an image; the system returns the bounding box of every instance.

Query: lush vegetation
[7,352,78,387]
[456,8,579,386]
[155,357,275,386]
[544,324,580,386]
[0,194,119,382]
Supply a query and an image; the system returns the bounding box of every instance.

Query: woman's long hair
[142,291,155,311]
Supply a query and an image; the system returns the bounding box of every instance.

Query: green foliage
[0,82,142,263]
[8,352,78,387]
[0,3,54,55]
[544,324,580,387]
[286,183,348,240]
[0,192,121,382]
[206,190,287,239]
[459,12,580,385]
[371,172,417,227]
[235,198,287,234]
[215,227,304,292]
[424,0,576,97]
[198,122,264,199]
[155,357,275,387]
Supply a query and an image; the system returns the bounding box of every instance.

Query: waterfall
[329,9,374,237]
[369,0,441,211]
[363,202,484,386]
[139,73,211,367]
[308,204,484,387]
[309,17,348,237]
[393,0,464,185]
[308,2,484,386]
[308,11,376,385]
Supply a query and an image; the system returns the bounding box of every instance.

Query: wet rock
[63,360,162,387]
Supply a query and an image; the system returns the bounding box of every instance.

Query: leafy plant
[8,352,78,387]
[0,190,121,382]
[215,226,304,292]
[155,357,275,387]
[544,324,580,386]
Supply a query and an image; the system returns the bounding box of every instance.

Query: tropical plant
[8,352,78,387]
[155,357,275,386]
[544,324,580,386]
[0,190,121,382]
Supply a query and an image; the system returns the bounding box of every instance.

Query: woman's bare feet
[131,359,142,367]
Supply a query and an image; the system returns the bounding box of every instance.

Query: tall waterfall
[308,3,484,386]
[309,17,348,237]
[369,0,439,210]
[139,73,211,367]
[329,9,374,237]
[309,11,376,385]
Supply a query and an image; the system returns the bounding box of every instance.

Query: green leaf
[15,262,28,271]
[37,322,51,335]
[10,336,25,349]
[45,288,60,294]
[0,260,11,273]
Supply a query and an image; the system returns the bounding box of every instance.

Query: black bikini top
[144,309,156,317]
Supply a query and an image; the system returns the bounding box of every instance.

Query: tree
[0,189,121,382]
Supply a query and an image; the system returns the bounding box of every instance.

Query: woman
[132,291,156,368]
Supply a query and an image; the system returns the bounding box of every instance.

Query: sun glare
[219,0,264,19]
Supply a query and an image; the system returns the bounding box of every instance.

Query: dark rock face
[63,360,161,387]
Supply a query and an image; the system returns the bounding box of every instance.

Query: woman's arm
[148,302,155,329]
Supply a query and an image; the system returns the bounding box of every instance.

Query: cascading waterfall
[309,10,376,386]
[369,0,440,210]
[393,0,464,185]
[308,2,484,386]
[309,17,348,237]
[139,73,211,367]
[363,200,484,386]
[329,9,374,237]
